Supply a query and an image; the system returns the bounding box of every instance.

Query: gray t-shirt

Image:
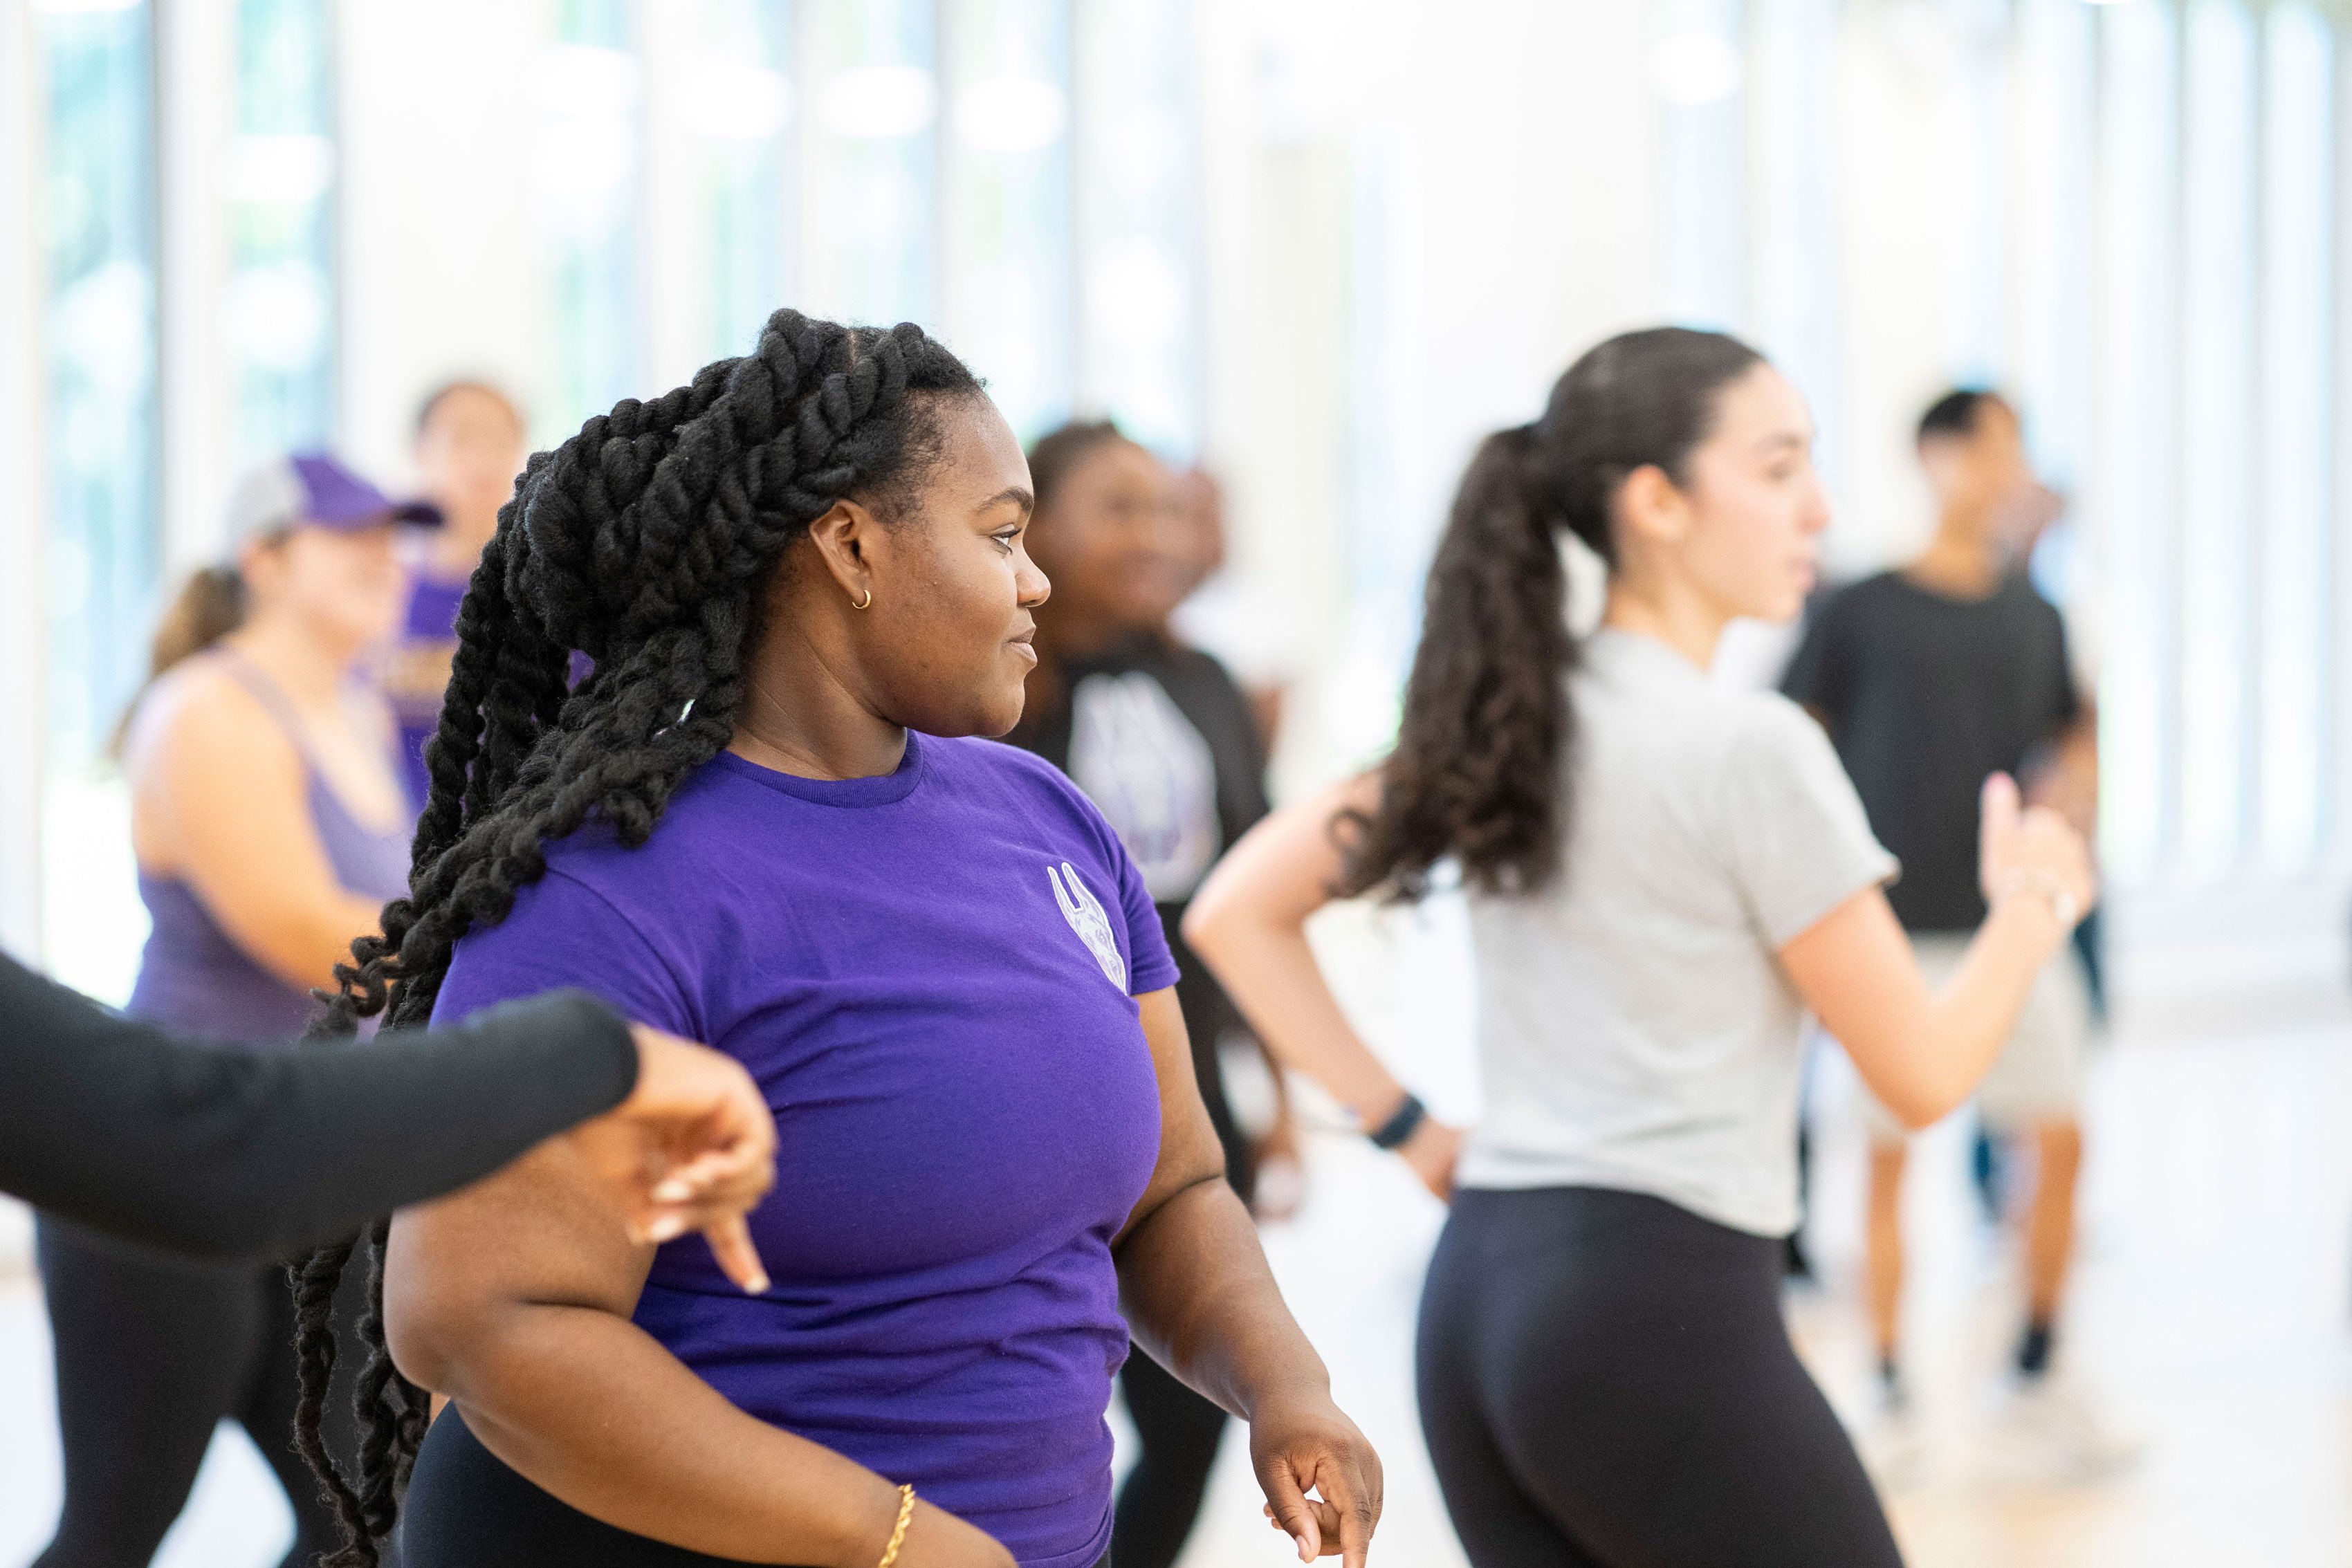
[1455,628,1898,1236]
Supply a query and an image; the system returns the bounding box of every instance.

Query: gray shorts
[1863,932,2090,1143]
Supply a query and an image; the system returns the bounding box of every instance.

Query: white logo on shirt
[1048,861,1127,992]
[1067,672,1220,901]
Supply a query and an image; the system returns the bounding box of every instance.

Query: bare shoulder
[127,656,299,785]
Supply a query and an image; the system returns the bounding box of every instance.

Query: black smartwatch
[1368,1092,1428,1152]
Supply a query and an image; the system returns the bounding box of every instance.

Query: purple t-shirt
[432,733,1176,1568]
[385,572,469,812]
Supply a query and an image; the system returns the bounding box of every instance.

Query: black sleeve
[0,952,639,1260]
[1779,589,1848,733]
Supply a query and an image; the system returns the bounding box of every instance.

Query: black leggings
[32,1218,338,1568]
[1417,1187,1904,1568]
[402,1405,1112,1568]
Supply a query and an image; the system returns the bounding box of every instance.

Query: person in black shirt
[1007,421,1283,1568]
[1784,388,2128,1484]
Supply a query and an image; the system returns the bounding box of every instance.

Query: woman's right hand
[894,1498,1018,1568]
[1976,772,2096,932]
[1397,1117,1462,1202]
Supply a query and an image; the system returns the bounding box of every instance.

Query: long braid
[290,310,983,1565]
[288,1240,368,1550]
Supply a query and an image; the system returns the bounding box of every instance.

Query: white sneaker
[1853,1386,1933,1493]
[1975,1378,2144,1486]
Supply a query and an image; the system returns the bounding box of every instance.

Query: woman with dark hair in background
[34,456,432,1568]
[291,311,1381,1568]
[1006,421,1284,1568]
[1186,328,2098,1567]
[384,379,529,810]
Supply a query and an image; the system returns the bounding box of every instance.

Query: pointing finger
[702,1215,769,1295]
[1315,1455,1375,1568]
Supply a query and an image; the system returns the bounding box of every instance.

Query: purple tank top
[127,654,413,1045]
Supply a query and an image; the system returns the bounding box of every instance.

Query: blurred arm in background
[1184,772,1464,1201]
[126,661,391,990]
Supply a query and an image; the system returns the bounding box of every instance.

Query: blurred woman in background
[1006,421,1285,1568]
[34,454,431,1568]
[384,380,528,811]
[1186,328,2097,1567]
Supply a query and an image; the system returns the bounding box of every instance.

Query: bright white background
[3,1,2352,1564]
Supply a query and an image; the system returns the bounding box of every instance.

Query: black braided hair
[1337,326,1765,901]
[291,309,983,1565]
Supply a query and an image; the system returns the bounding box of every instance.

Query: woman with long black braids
[293,311,1380,1568]
[1185,328,2097,1567]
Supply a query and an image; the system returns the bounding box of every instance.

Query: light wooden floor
[3,905,2348,1567]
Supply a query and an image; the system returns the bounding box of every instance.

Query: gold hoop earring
[852,587,873,611]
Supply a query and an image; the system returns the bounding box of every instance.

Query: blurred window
[38,0,156,772]
[538,0,643,440]
[677,0,794,365]
[35,0,157,1000]
[2094,0,2180,880]
[1657,0,1746,333]
[1747,0,1840,512]
[2012,0,2094,499]
[943,0,1072,443]
[2176,0,2258,874]
[2257,2,2335,869]
[802,0,938,328]
[226,0,335,464]
[1075,0,1198,458]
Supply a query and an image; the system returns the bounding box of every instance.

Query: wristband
[1996,868,2080,931]
[1368,1092,1428,1151]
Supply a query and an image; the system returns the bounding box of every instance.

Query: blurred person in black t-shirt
[1785,389,2131,1486]
[1006,421,1292,1568]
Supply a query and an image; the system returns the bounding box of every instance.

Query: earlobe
[805,498,877,605]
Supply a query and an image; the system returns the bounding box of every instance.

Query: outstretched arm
[1113,987,1384,1567]
[0,956,771,1272]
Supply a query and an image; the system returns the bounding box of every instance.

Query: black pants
[1417,1187,1904,1568]
[403,1405,1111,1568]
[1112,1352,1227,1568]
[32,1218,338,1568]
[1109,923,1252,1568]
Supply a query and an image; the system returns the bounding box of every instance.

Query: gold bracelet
[877,1483,916,1568]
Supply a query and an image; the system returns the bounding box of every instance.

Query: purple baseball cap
[225,452,442,548]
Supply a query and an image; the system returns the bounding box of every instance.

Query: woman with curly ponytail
[1186,328,2097,1566]
[294,310,1380,1568]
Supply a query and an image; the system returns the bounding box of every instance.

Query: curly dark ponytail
[1339,326,1765,899]
[291,308,982,1565]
